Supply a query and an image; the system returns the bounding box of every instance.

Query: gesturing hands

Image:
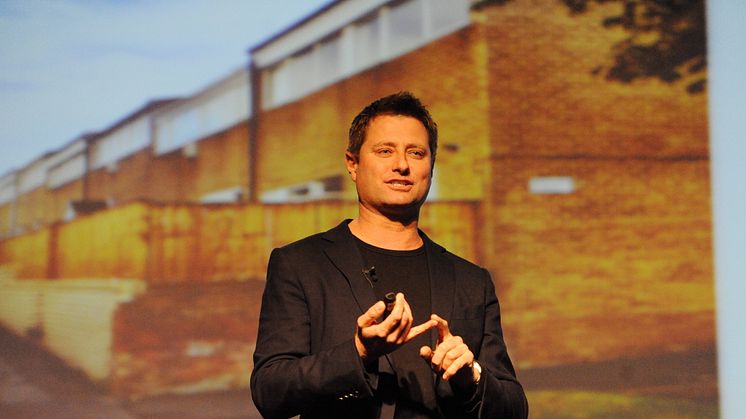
[355,296,480,391]
[354,293,437,363]
[419,314,481,390]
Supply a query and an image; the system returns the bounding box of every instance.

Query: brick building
[0,0,715,410]
[247,0,712,368]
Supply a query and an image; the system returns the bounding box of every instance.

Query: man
[251,92,528,418]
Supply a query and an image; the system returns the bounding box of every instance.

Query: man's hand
[419,314,480,391]
[355,293,436,363]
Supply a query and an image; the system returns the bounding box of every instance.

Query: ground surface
[0,326,718,418]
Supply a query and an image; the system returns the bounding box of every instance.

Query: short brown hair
[347,92,438,164]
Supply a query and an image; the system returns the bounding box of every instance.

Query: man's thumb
[358,301,385,327]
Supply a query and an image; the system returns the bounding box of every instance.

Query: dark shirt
[355,235,437,418]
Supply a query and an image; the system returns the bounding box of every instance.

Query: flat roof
[249,0,391,68]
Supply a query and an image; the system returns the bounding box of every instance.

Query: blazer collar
[320,220,378,313]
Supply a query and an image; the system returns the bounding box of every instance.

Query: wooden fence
[0,200,479,283]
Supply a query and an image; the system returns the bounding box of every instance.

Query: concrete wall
[0,278,145,383]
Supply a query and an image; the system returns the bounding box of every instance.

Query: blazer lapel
[321,221,397,376]
[423,232,455,348]
[320,221,378,314]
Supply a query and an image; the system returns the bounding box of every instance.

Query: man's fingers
[357,294,440,359]
[442,351,473,381]
[419,345,433,362]
[378,293,407,338]
[420,315,477,382]
[407,319,437,341]
[431,335,462,367]
[391,294,412,342]
[358,301,385,328]
[430,313,452,343]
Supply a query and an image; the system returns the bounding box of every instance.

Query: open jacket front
[251,220,528,419]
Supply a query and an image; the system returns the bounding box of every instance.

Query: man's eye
[409,150,426,158]
[376,149,392,155]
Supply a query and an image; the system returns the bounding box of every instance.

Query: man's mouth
[386,179,413,186]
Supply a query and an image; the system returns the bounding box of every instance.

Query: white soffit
[252,0,390,68]
[50,139,87,167]
[157,66,249,117]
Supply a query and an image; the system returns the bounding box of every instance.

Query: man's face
[346,114,432,218]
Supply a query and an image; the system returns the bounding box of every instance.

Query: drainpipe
[248,60,261,203]
[83,136,92,201]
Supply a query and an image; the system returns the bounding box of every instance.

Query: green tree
[475,0,707,93]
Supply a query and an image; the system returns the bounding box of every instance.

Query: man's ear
[345,151,358,182]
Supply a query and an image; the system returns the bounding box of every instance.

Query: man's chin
[379,201,424,221]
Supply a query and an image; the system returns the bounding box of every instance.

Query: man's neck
[348,207,423,250]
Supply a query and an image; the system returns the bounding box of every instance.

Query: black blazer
[251,220,528,419]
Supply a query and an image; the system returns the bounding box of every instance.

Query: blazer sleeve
[251,248,375,418]
[437,268,529,419]
[475,268,529,418]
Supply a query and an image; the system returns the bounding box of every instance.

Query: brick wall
[48,179,84,222]
[482,0,708,159]
[489,158,713,367]
[7,120,251,237]
[15,186,47,232]
[147,148,200,203]
[0,0,714,378]
[88,148,154,205]
[111,280,262,398]
[189,121,250,200]
[255,24,490,201]
[0,203,13,236]
[479,0,713,367]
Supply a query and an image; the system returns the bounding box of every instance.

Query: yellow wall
[0,202,13,236]
[0,227,50,278]
[0,200,478,283]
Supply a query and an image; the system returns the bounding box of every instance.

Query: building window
[260,175,345,204]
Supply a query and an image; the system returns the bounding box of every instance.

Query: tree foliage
[475,0,707,93]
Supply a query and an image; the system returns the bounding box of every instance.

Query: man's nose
[392,151,410,173]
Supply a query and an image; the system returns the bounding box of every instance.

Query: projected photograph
[0,0,715,418]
